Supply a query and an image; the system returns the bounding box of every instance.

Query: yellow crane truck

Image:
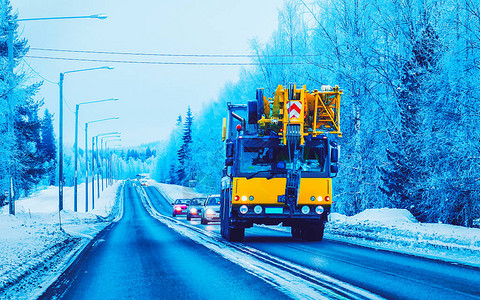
[220,84,342,242]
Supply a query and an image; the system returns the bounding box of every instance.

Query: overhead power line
[30,47,320,58]
[22,59,59,85]
[25,55,306,66]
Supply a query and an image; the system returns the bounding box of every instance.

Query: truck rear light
[241,195,247,201]
[240,205,248,214]
[325,196,330,202]
[254,205,262,214]
[315,206,324,214]
[301,206,310,214]
[317,196,322,201]
[310,196,315,201]
[234,195,240,201]
[249,195,254,201]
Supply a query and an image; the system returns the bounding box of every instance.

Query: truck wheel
[302,223,325,241]
[221,212,245,242]
[228,227,245,242]
[291,226,302,239]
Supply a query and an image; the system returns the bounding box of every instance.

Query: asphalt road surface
[145,186,480,300]
[40,181,288,300]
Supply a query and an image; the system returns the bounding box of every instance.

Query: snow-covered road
[39,181,289,300]
[28,182,480,299]
[145,185,480,300]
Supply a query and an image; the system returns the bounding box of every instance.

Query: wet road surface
[40,182,288,300]
[145,186,480,300]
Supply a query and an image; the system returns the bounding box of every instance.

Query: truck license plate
[265,207,283,214]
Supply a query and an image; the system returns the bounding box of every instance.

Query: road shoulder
[0,182,124,299]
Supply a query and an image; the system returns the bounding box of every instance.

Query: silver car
[201,195,221,224]
[187,198,206,220]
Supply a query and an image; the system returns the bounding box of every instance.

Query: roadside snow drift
[150,180,480,267]
[0,182,122,299]
[326,208,480,267]
[147,180,203,204]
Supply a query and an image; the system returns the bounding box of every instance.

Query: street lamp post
[105,142,122,185]
[6,13,108,214]
[102,136,122,186]
[94,133,120,190]
[92,136,95,209]
[17,14,108,22]
[108,144,122,184]
[60,67,113,212]
[84,117,118,212]
[74,98,118,212]
[96,136,100,199]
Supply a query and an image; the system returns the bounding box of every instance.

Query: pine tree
[0,0,34,200]
[176,115,182,126]
[176,106,193,186]
[169,163,178,184]
[0,1,28,68]
[14,95,44,195]
[379,23,440,220]
[39,109,56,185]
[146,147,152,158]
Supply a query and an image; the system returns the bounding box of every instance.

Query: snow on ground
[146,179,203,204]
[150,180,480,267]
[325,208,480,267]
[0,181,123,299]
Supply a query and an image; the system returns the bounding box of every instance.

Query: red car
[172,199,191,217]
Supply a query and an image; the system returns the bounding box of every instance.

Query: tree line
[155,0,480,227]
[0,1,57,205]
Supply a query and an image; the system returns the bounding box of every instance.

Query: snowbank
[149,180,480,267]
[332,208,419,224]
[147,180,204,204]
[326,208,480,267]
[0,181,123,299]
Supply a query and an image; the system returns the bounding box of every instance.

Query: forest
[0,3,57,204]
[154,0,480,227]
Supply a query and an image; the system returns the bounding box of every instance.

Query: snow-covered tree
[40,109,56,185]
[14,91,44,196]
[155,0,480,227]
[1,0,43,199]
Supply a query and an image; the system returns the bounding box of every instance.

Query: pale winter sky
[12,0,284,147]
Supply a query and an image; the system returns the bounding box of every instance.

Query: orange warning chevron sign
[288,101,302,119]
